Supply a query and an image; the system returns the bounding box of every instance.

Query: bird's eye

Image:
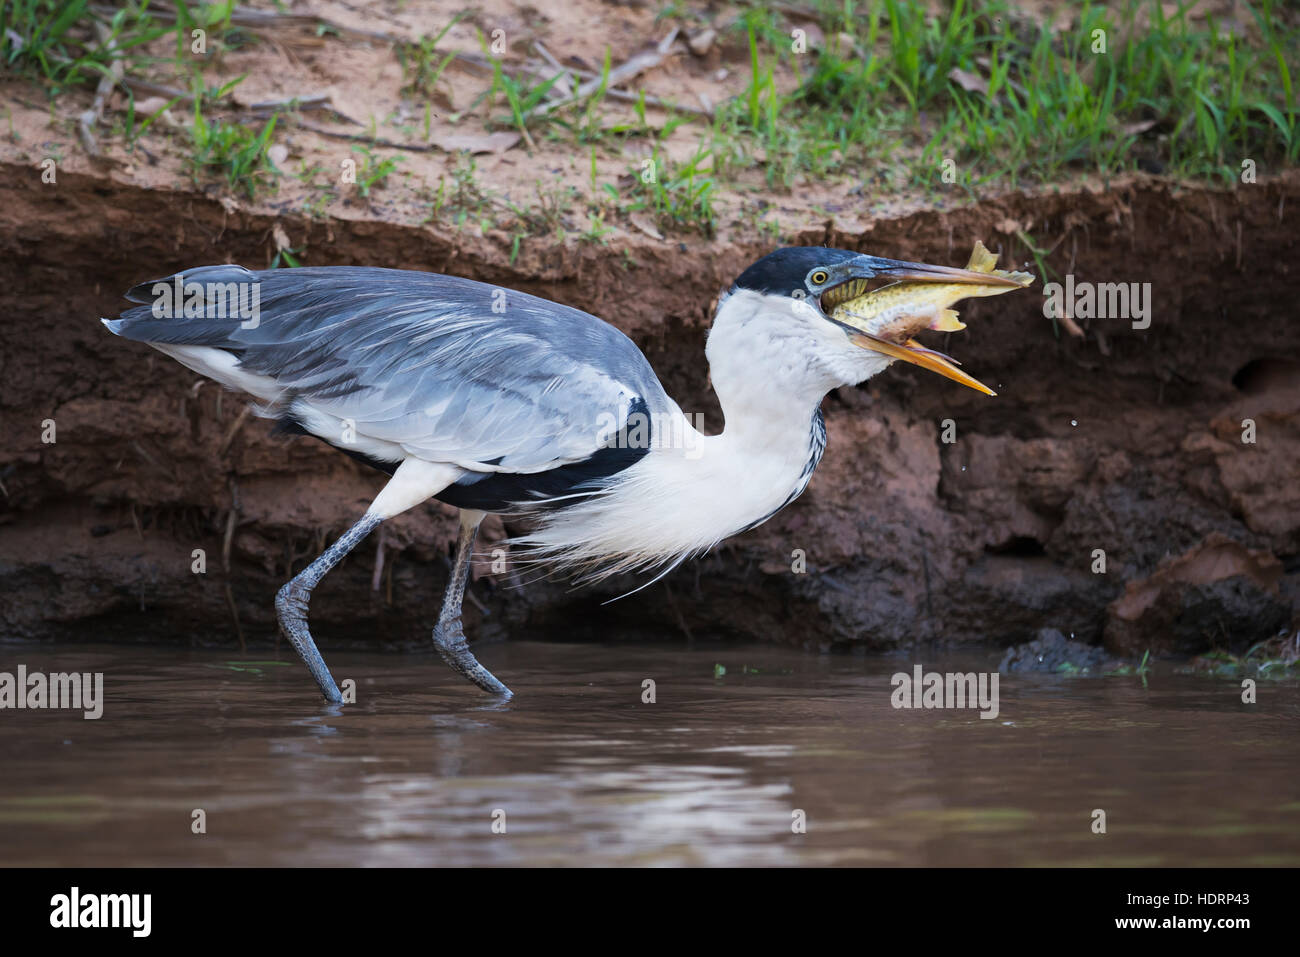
[810,270,829,285]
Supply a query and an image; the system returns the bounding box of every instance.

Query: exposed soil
[2,154,1296,662]
[1,0,1298,659]
[0,0,948,242]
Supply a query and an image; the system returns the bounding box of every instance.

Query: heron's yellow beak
[849,333,997,396]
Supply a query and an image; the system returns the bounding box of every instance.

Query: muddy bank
[1,165,1297,659]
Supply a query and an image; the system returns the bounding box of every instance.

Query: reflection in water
[0,641,1297,866]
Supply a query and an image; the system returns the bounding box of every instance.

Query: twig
[663,581,694,641]
[592,83,713,117]
[132,79,357,124]
[118,76,191,102]
[222,508,237,573]
[287,117,439,152]
[217,405,253,456]
[224,584,246,653]
[248,93,328,110]
[529,42,713,117]
[115,77,351,120]
[77,21,124,156]
[530,41,574,99]
[371,525,386,592]
[222,478,241,574]
[88,4,402,45]
[536,28,682,117]
[734,0,820,15]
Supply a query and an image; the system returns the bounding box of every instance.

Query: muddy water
[0,640,1297,867]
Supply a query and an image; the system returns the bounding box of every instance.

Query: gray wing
[104,265,673,474]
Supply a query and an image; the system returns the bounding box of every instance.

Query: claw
[433,617,513,696]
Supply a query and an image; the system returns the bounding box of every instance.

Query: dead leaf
[272,223,291,251]
[132,96,171,116]
[687,28,716,56]
[1119,119,1157,137]
[830,32,859,58]
[430,131,521,155]
[796,23,826,51]
[627,214,664,241]
[948,67,989,96]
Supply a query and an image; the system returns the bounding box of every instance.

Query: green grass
[188,78,278,197]
[349,143,402,197]
[714,0,1300,188]
[397,14,462,97]
[455,0,1298,227]
[1187,635,1300,678]
[4,1,1297,233]
[624,143,718,235]
[1106,648,1153,684]
[4,1,286,197]
[1,1,241,92]
[483,52,565,146]
[269,244,302,268]
[426,154,484,217]
[1,0,174,92]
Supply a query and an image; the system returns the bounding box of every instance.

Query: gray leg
[275,512,381,703]
[433,513,512,697]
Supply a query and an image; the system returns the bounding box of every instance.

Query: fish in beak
[824,243,1034,396]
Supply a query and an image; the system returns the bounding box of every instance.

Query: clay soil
[1,1,1297,663]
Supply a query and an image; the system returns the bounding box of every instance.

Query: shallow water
[0,640,1297,866]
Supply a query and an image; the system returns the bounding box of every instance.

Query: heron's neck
[513,293,862,577]
[704,292,843,450]
[687,357,827,537]
[609,356,830,563]
[607,291,845,548]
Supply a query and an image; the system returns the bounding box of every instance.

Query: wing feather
[106,266,672,475]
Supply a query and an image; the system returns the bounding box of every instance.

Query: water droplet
[1070,419,1078,426]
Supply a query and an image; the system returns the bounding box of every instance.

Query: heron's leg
[275,512,381,703]
[432,511,513,697]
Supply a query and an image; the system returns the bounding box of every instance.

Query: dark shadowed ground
[2,170,1297,661]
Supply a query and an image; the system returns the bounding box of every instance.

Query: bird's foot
[275,581,344,703]
[433,617,513,697]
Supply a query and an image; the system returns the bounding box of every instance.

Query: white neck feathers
[514,291,875,580]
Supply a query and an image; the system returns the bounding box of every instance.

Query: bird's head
[711,246,1015,403]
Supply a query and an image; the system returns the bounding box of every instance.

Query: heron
[102,247,1016,702]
